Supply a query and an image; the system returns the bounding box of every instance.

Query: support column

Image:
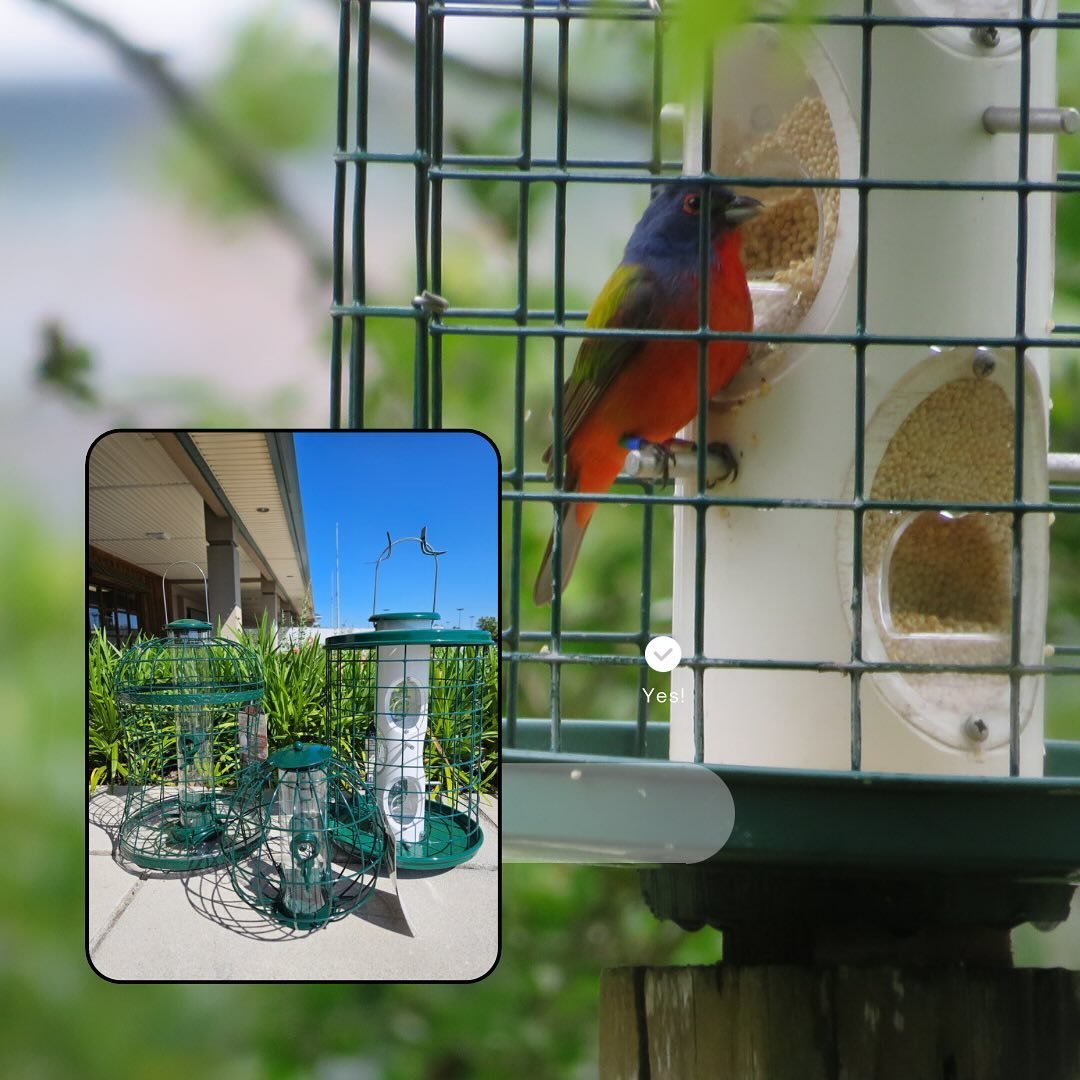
[600,965,1080,1079]
[204,505,242,638]
[260,576,280,628]
[610,868,1080,1077]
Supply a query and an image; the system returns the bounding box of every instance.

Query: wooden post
[599,964,1080,1079]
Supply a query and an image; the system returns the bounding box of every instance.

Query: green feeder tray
[114,602,264,872]
[504,721,1080,961]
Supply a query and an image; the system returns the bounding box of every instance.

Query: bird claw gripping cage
[330,0,1080,951]
[221,741,386,930]
[115,566,265,872]
[326,530,493,869]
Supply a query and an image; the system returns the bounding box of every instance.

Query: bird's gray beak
[723,194,763,226]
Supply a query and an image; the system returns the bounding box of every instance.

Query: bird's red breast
[567,229,753,526]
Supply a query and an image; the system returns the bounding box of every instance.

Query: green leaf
[158,7,335,219]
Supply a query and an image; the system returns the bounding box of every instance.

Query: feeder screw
[972,349,995,378]
[412,289,450,316]
[964,717,989,743]
[971,25,999,49]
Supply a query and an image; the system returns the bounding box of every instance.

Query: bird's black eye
[682,193,701,215]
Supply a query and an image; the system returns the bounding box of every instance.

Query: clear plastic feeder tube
[276,762,330,920]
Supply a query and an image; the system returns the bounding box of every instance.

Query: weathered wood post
[600,960,1080,1078]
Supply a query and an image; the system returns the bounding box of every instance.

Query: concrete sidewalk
[88,792,499,982]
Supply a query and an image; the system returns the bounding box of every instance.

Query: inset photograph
[87,430,499,982]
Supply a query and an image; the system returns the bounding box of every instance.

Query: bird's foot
[704,441,739,485]
[620,436,679,486]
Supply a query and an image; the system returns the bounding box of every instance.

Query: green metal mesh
[329,1,1080,767]
[116,626,265,706]
[221,745,386,930]
[326,634,491,868]
[115,625,265,871]
[329,4,1080,900]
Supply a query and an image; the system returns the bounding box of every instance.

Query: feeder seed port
[733,95,841,347]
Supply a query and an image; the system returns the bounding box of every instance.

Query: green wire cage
[115,566,265,872]
[326,530,493,869]
[221,741,387,930]
[329,0,1080,959]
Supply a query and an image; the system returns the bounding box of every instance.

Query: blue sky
[294,432,499,629]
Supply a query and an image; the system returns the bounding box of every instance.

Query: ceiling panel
[88,432,311,621]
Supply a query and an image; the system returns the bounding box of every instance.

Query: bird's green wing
[547,263,660,461]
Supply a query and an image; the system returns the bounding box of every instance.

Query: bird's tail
[533,499,594,605]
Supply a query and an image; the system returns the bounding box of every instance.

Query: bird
[533,182,760,605]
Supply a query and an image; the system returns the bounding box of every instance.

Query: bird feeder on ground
[115,566,264,872]
[221,741,386,930]
[326,530,492,869]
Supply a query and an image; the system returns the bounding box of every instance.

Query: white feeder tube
[375,639,431,845]
[669,0,1056,777]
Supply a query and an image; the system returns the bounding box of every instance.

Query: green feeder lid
[370,612,440,623]
[268,742,332,770]
[166,618,213,632]
[330,628,494,647]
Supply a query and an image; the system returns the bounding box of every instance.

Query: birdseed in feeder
[710,72,844,402]
[864,376,1016,714]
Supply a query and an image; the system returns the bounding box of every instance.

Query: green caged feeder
[114,566,264,872]
[221,741,386,930]
[326,529,493,869]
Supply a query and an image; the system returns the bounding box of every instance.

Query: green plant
[428,645,499,795]
[87,628,125,794]
[253,613,327,746]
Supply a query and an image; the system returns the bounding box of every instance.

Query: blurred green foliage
[0,490,718,1075]
[159,7,334,218]
[35,320,99,407]
[1048,11,1080,742]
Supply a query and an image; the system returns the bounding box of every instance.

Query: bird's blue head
[623,183,761,274]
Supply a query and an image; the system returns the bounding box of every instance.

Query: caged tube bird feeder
[221,741,386,931]
[326,529,493,869]
[331,0,1080,1068]
[114,565,264,872]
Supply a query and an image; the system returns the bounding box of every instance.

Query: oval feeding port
[707,26,852,400]
[738,107,836,328]
[850,348,1049,755]
[882,509,1012,640]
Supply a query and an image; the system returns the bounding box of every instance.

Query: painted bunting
[533,183,760,604]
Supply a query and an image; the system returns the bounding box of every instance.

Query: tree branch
[31,0,332,282]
